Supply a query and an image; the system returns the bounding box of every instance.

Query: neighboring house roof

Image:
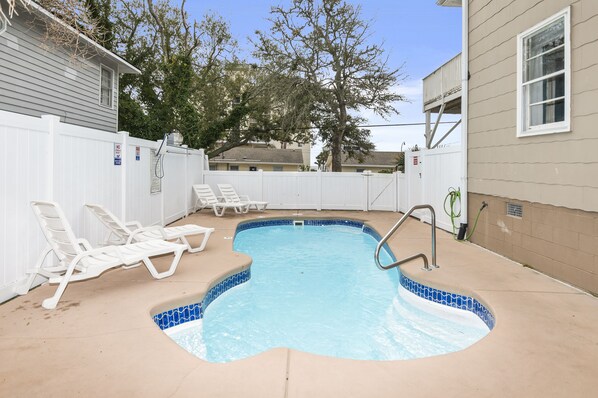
[210,147,304,165]
[27,2,140,74]
[341,151,402,167]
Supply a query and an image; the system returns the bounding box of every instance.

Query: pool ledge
[153,217,495,331]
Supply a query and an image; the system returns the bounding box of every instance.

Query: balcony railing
[422,53,462,113]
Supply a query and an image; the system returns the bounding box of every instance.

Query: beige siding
[468,0,598,213]
[340,166,394,173]
[209,163,301,172]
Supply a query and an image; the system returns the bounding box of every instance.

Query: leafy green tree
[254,0,406,171]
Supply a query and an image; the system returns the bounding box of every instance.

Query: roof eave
[28,3,141,74]
[436,0,462,7]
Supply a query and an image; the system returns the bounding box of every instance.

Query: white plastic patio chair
[192,184,249,216]
[217,184,268,211]
[15,201,185,310]
[85,204,214,253]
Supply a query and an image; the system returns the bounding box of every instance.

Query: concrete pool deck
[1,210,597,397]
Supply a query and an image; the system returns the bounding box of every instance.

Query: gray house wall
[0,14,120,132]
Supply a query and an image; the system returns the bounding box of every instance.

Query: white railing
[423,53,462,112]
[0,111,204,302]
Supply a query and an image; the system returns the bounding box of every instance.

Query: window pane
[528,74,565,104]
[101,88,112,107]
[525,18,564,59]
[529,99,565,126]
[525,47,564,82]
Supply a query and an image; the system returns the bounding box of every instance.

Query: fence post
[259,169,264,201]
[317,169,322,211]
[117,131,129,222]
[183,145,189,218]
[363,172,369,212]
[394,172,399,212]
[41,115,61,202]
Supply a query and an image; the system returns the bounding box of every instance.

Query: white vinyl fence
[403,147,463,232]
[0,108,462,303]
[203,146,462,231]
[0,111,204,302]
[203,170,399,212]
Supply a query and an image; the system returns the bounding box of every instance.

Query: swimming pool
[163,220,491,362]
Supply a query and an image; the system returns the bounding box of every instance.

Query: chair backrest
[217,184,242,203]
[193,184,219,205]
[31,201,85,265]
[85,204,132,242]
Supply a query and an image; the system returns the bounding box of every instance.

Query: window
[517,8,570,136]
[356,168,365,173]
[249,166,258,171]
[229,165,239,171]
[209,164,217,171]
[100,65,114,108]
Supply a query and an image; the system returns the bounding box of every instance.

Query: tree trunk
[331,134,343,172]
[330,101,348,172]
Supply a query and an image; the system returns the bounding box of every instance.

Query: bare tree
[1,0,102,59]
[255,0,406,171]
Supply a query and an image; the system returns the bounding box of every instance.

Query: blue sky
[186,0,462,163]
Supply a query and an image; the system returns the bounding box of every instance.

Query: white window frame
[516,7,570,137]
[99,64,115,109]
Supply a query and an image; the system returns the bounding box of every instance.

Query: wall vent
[506,203,523,218]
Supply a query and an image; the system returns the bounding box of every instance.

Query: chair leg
[214,206,225,217]
[183,229,213,253]
[41,259,79,310]
[14,245,52,295]
[141,247,184,279]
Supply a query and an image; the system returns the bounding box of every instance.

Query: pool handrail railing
[374,204,439,272]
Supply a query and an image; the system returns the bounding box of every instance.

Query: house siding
[467,0,598,213]
[0,15,119,132]
[467,0,598,294]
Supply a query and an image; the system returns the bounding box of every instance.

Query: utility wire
[234,120,461,133]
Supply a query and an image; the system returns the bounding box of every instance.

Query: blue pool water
[168,224,489,362]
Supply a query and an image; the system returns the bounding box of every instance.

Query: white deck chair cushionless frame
[192,184,249,216]
[16,201,185,310]
[85,204,214,253]
[217,184,268,211]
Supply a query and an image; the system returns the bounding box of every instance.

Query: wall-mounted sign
[413,156,418,165]
[114,143,122,166]
[135,146,140,161]
[150,149,162,194]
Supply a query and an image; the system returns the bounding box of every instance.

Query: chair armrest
[239,195,250,201]
[126,225,168,244]
[76,238,94,251]
[70,245,132,266]
[125,220,144,229]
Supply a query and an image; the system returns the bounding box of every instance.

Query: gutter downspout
[457,0,469,239]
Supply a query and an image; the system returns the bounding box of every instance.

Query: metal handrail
[374,204,439,272]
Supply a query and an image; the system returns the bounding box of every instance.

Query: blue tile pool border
[153,218,495,331]
[153,268,250,330]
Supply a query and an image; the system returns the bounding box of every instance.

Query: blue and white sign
[114,143,122,166]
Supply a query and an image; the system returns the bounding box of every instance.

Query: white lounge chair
[192,184,249,216]
[15,201,185,310]
[217,184,268,211]
[85,204,214,253]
